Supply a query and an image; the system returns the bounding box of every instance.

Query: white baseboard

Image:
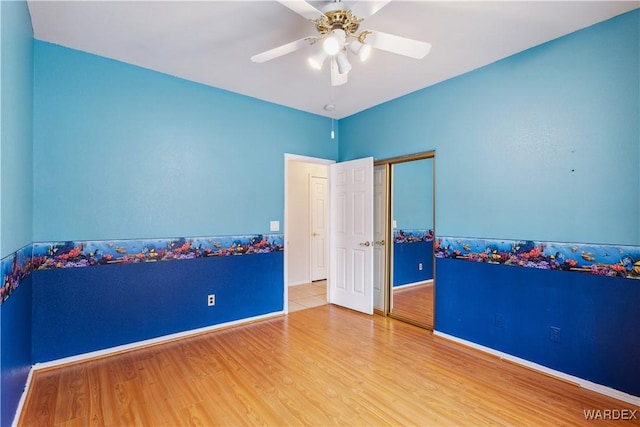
[287,280,315,287]
[32,311,284,371]
[394,279,433,290]
[12,311,284,425]
[11,367,34,427]
[433,331,640,407]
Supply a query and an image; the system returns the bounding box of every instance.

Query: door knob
[375,240,385,246]
[359,241,371,247]
[312,232,319,236]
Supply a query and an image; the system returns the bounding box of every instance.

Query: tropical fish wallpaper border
[1,244,33,304]
[436,237,640,280]
[394,229,434,243]
[3,233,639,306]
[32,234,284,270]
[1,234,284,305]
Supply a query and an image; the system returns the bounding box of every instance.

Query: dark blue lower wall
[435,258,640,396]
[32,252,283,363]
[393,241,433,286]
[1,275,32,427]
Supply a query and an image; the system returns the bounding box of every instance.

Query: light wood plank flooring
[288,280,327,313]
[392,282,433,327]
[19,305,638,426]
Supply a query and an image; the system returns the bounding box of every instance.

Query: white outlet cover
[270,220,280,232]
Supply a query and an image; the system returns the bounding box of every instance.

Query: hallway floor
[288,280,327,312]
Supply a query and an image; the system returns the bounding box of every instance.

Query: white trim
[283,153,335,315]
[11,367,34,427]
[287,279,312,287]
[393,279,433,290]
[433,331,640,407]
[32,311,283,371]
[284,153,335,166]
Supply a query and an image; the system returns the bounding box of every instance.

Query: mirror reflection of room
[391,158,434,327]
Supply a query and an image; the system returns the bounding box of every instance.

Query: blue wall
[0,276,31,427]
[393,241,433,286]
[436,258,640,396]
[341,10,640,397]
[1,33,339,425]
[29,43,341,355]
[33,41,338,242]
[32,252,283,362]
[341,10,639,246]
[0,1,33,425]
[1,0,33,257]
[392,158,433,231]
[392,158,435,287]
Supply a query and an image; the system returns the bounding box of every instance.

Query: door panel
[329,157,374,314]
[310,176,328,281]
[336,247,347,290]
[353,191,365,235]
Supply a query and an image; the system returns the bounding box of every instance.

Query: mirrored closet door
[374,152,435,329]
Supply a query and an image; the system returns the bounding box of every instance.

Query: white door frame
[373,165,388,312]
[284,154,335,313]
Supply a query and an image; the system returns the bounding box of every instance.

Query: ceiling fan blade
[365,30,431,59]
[277,0,326,21]
[349,0,391,20]
[331,58,348,86]
[251,37,314,63]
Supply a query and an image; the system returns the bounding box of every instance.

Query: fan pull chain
[330,85,335,140]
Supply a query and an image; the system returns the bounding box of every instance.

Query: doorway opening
[284,154,376,316]
[283,154,334,313]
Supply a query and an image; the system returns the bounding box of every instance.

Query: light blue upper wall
[33,42,338,241]
[340,10,639,246]
[392,158,433,230]
[1,0,33,257]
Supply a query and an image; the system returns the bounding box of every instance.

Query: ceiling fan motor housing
[315,10,361,36]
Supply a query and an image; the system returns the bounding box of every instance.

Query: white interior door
[373,165,387,311]
[310,176,328,281]
[329,157,374,314]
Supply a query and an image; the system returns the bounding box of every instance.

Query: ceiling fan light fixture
[308,50,328,70]
[358,43,372,61]
[347,39,372,62]
[323,28,346,56]
[336,51,352,74]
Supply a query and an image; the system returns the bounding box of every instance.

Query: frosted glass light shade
[323,29,346,55]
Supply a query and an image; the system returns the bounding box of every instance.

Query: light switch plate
[270,221,280,232]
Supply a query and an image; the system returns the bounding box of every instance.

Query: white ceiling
[27,1,639,119]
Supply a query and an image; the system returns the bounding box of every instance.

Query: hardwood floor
[20,305,638,426]
[391,282,433,327]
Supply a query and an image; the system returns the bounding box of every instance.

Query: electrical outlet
[418,263,423,271]
[495,313,504,328]
[207,294,215,307]
[550,326,561,343]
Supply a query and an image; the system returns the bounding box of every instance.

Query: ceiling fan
[251,0,432,86]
